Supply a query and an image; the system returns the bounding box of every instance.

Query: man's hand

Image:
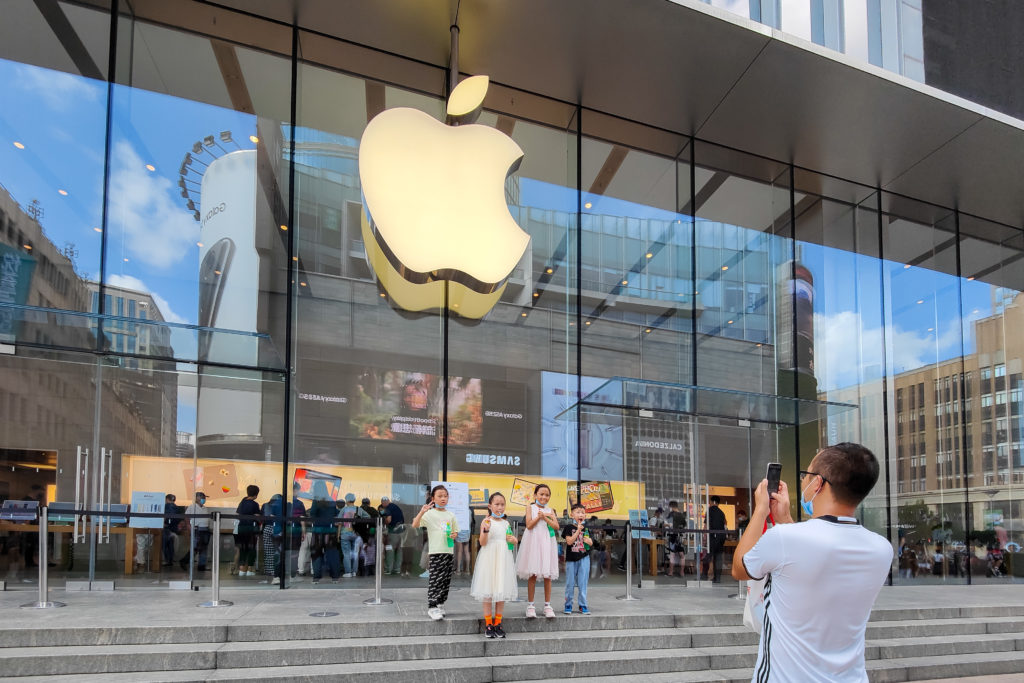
[752,479,771,517]
[770,480,794,524]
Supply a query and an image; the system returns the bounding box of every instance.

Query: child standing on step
[516,483,559,619]
[562,503,593,614]
[471,492,518,638]
[412,484,458,621]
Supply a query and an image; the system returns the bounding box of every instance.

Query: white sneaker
[525,604,536,619]
[427,607,443,621]
[438,604,446,616]
[272,576,280,585]
[543,604,556,619]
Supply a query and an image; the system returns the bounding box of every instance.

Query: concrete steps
[1,607,1022,682]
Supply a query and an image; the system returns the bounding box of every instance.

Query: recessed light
[967,276,975,281]
[721,265,728,271]
[644,328,651,333]
[196,242,204,247]
[13,142,25,149]
[280,225,288,231]
[145,164,155,172]
[916,299,924,304]
[727,320,734,324]
[23,244,32,250]
[546,268,553,274]
[645,252,652,259]
[584,202,592,209]
[58,189,68,196]
[533,292,539,297]
[250,135,259,143]
[585,320,591,325]
[300,282,307,287]
[621,280,628,286]
[380,292,387,298]
[520,312,527,317]
[94,227,102,233]
[904,264,911,269]
[214,270,222,275]
[292,256,298,262]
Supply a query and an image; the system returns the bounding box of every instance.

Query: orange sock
[494,614,502,625]
[485,615,493,626]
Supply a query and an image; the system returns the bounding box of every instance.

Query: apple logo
[359,75,530,319]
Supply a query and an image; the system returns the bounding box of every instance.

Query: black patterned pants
[427,553,454,608]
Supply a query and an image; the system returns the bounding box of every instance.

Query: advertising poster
[567,480,615,513]
[122,455,393,508]
[292,468,343,502]
[450,471,644,520]
[432,480,471,533]
[628,509,651,539]
[348,367,526,449]
[509,477,539,507]
[540,372,623,480]
[129,491,165,529]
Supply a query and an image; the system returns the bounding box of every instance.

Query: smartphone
[766,462,782,495]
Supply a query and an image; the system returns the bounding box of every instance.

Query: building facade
[0,0,1021,589]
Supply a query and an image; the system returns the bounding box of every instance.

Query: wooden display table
[0,522,162,575]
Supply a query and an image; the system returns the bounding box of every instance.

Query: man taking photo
[732,442,892,682]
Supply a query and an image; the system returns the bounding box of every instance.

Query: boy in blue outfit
[562,503,593,614]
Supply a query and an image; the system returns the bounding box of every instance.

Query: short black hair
[668,500,678,508]
[813,442,880,507]
[533,483,551,496]
[571,503,586,512]
[710,495,720,505]
[428,484,448,501]
[488,491,505,504]
[246,484,259,497]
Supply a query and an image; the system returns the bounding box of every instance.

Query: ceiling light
[292,256,298,262]
[584,320,591,325]
[533,292,539,297]
[124,258,129,262]
[520,312,527,317]
[214,270,222,276]
[380,292,387,298]
[727,320,734,324]
[23,244,32,250]
[622,279,628,285]
[721,265,728,271]
[584,202,592,209]
[645,328,651,333]
[197,242,204,247]
[145,164,155,172]
[94,227,102,233]
[13,141,25,149]
[546,267,553,274]
[967,276,975,281]
[904,264,911,269]
[300,282,307,287]
[58,189,68,196]
[916,299,924,304]
[280,225,288,231]
[646,252,653,259]
[250,135,259,144]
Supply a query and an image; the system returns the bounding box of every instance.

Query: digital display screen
[293,468,343,502]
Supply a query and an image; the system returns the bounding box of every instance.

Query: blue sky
[0,57,1002,425]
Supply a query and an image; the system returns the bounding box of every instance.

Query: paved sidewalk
[2,582,1023,631]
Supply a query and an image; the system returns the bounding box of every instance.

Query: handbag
[742,574,767,633]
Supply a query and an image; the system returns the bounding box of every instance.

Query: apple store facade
[1,0,1023,592]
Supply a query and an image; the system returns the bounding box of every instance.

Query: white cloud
[814,311,967,391]
[15,63,101,111]
[108,141,199,269]
[106,273,189,325]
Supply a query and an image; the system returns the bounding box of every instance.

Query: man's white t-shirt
[743,517,893,683]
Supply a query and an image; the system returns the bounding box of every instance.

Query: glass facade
[0,0,1021,595]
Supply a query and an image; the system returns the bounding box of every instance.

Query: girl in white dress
[471,492,518,638]
[515,483,559,619]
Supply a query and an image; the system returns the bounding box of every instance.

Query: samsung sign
[454,451,525,474]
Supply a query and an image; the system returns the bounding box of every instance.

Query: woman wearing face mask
[180,491,211,572]
[471,492,518,638]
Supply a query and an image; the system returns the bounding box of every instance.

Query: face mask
[199,498,206,505]
[492,512,505,518]
[800,481,820,517]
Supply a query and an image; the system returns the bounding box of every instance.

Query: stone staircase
[1,605,1022,682]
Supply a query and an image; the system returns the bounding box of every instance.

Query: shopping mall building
[1,0,1022,589]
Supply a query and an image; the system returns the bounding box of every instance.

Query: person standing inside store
[664,500,687,578]
[732,442,892,682]
[162,494,179,567]
[381,496,407,576]
[180,492,210,572]
[235,485,260,577]
[702,495,726,583]
[338,493,369,578]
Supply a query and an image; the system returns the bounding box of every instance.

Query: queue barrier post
[616,522,641,601]
[21,506,66,609]
[363,522,393,606]
[199,511,233,608]
[507,520,522,602]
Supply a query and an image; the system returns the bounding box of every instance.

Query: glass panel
[0,348,98,589]
[881,195,966,583]
[0,0,110,347]
[959,215,1023,583]
[289,53,445,588]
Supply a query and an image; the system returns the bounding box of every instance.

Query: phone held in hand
[766,462,782,495]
